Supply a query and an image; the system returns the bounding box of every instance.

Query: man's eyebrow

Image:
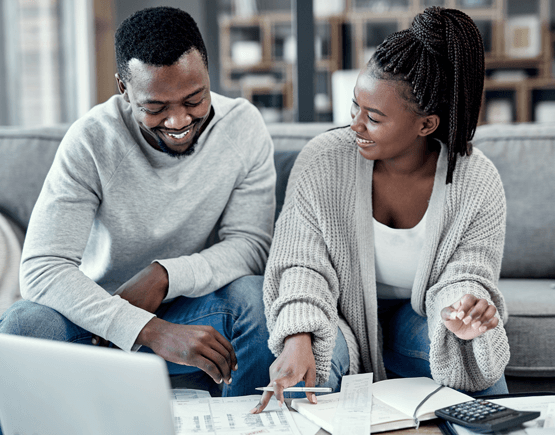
[353,93,387,117]
[140,88,206,105]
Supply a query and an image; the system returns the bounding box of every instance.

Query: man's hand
[137,317,238,385]
[250,332,316,414]
[92,262,169,347]
[441,294,499,340]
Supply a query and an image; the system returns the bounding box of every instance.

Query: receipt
[544,403,555,429]
[331,373,373,435]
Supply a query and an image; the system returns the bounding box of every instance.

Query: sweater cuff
[154,258,195,300]
[427,283,509,391]
[104,298,156,352]
[268,300,336,384]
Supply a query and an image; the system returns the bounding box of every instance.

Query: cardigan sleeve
[425,155,510,392]
[263,145,341,385]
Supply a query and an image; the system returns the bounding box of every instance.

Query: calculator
[435,399,540,433]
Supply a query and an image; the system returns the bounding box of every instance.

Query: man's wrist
[150,261,169,301]
[135,317,164,348]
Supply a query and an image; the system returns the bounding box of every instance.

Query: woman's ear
[419,114,440,137]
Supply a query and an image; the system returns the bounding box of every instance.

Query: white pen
[255,386,332,393]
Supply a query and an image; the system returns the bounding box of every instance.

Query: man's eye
[187,99,204,107]
[141,107,164,115]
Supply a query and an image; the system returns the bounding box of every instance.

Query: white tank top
[373,211,427,299]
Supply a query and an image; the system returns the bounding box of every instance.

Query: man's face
[116,49,212,157]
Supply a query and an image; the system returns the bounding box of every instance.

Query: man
[0,6,276,396]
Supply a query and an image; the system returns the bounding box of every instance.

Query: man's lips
[165,129,191,140]
[157,123,197,142]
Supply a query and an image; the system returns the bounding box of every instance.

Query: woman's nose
[350,112,364,132]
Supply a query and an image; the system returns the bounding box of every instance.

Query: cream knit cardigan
[263,127,510,392]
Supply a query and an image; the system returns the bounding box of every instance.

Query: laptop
[0,333,176,435]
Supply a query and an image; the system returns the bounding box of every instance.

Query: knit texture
[264,127,510,391]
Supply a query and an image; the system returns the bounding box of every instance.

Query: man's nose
[164,107,192,130]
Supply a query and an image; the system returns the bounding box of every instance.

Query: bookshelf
[218,0,555,124]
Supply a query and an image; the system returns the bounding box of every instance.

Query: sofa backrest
[0,125,68,232]
[1,122,553,279]
[473,123,555,279]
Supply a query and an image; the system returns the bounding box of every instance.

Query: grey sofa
[0,122,554,393]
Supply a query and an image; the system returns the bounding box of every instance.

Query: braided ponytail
[368,7,484,183]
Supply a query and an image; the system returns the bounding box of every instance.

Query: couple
[0,4,509,415]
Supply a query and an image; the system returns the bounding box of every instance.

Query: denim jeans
[0,275,274,397]
[298,299,508,397]
[378,298,509,396]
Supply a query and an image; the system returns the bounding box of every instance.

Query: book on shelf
[291,377,473,433]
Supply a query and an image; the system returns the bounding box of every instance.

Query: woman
[252,6,509,413]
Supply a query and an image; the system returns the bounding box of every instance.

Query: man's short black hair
[115,6,208,83]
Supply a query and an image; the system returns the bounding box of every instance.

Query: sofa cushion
[499,279,555,377]
[473,124,555,278]
[0,212,23,316]
[267,122,336,152]
[0,125,69,231]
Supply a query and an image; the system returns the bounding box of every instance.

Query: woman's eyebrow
[353,93,387,117]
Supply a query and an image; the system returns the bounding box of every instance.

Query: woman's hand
[441,294,499,340]
[250,332,316,414]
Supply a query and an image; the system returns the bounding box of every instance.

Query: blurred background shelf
[218,0,555,124]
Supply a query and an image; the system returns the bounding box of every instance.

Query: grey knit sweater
[20,93,276,351]
[263,127,510,392]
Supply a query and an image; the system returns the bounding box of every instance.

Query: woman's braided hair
[369,6,484,183]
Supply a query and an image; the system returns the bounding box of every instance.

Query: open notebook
[0,333,175,435]
[292,376,474,433]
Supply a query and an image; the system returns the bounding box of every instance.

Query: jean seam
[386,344,430,361]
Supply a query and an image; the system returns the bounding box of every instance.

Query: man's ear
[115,73,130,103]
[419,114,440,137]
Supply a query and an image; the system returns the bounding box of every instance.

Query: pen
[255,387,333,393]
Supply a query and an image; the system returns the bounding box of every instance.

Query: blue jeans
[0,275,273,398]
[306,299,508,397]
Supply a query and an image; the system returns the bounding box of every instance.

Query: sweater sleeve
[426,156,510,392]
[19,121,155,351]
[263,144,341,385]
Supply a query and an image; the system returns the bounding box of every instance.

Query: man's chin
[157,137,196,158]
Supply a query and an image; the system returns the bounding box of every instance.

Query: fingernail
[449,311,457,320]
[479,325,487,333]
[228,377,233,384]
[234,364,238,371]
[249,407,257,414]
[92,337,98,345]
[463,316,472,325]
[278,400,283,408]
[457,311,465,320]
[472,321,481,329]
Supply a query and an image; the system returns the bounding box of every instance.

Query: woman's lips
[356,136,376,147]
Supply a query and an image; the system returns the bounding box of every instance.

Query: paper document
[171,389,302,435]
[332,373,373,435]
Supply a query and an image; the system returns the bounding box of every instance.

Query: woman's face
[350,69,436,163]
